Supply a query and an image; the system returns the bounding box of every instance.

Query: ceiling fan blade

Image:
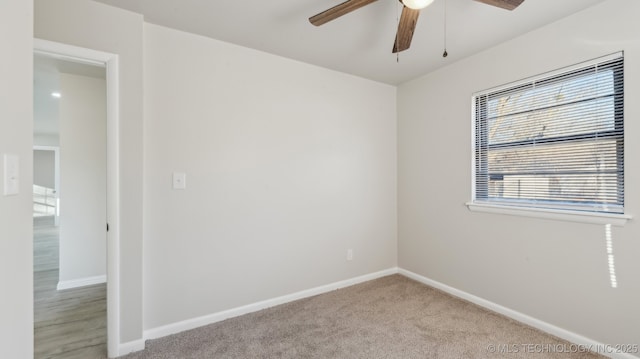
[473,0,524,11]
[309,0,378,26]
[392,6,420,53]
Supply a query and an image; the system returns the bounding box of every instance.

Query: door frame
[34,38,121,358]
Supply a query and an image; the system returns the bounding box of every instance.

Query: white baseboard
[57,274,107,290]
[144,267,399,340]
[112,338,145,358]
[398,268,638,359]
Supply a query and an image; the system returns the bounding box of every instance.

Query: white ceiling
[92,0,604,85]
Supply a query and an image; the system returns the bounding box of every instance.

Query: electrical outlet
[347,249,353,261]
[3,154,19,196]
[172,172,186,190]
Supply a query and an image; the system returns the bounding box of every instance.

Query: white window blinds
[473,53,624,214]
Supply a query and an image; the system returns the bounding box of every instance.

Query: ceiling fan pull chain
[443,0,448,58]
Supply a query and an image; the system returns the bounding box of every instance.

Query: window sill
[465,202,632,226]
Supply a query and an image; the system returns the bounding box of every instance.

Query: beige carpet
[122,275,604,358]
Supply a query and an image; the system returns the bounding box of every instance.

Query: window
[471,53,624,217]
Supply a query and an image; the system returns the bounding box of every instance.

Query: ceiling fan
[309,0,524,53]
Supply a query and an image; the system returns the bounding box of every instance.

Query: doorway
[33,39,120,358]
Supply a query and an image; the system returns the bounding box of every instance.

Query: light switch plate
[3,154,19,196]
[173,172,186,190]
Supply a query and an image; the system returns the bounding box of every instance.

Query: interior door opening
[33,44,113,358]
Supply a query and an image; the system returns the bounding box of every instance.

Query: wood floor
[34,216,108,359]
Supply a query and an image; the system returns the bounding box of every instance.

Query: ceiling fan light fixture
[401,0,434,10]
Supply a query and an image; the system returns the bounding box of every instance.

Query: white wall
[143,23,397,330]
[398,0,640,350]
[58,73,107,285]
[35,0,145,344]
[0,0,33,357]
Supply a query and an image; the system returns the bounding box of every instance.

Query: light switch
[3,154,19,196]
[173,172,186,190]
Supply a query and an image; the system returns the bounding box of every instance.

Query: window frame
[466,53,631,226]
